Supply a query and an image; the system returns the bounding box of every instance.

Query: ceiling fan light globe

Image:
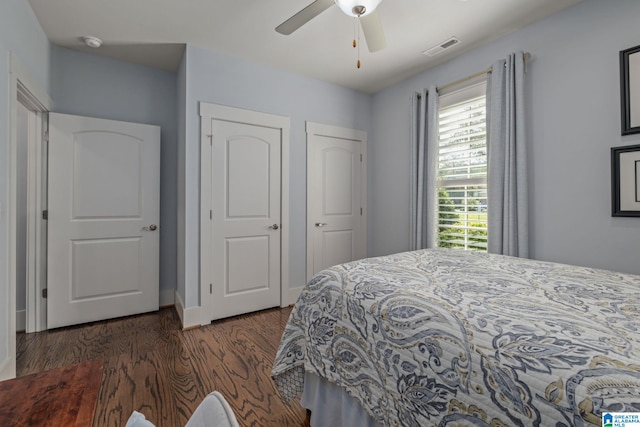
[334,0,381,17]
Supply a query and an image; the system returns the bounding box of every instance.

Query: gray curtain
[487,52,528,257]
[410,86,439,250]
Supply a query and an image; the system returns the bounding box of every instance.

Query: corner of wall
[160,289,175,307]
[0,357,13,381]
[173,290,205,330]
[286,286,304,306]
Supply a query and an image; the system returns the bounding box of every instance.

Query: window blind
[437,93,488,251]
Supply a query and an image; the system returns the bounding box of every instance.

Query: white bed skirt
[301,372,382,427]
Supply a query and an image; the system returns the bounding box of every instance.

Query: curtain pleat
[410,87,438,250]
[409,91,422,250]
[425,88,439,248]
[487,52,529,257]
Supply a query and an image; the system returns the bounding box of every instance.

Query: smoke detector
[83,36,103,48]
[422,37,461,57]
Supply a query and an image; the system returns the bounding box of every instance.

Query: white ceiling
[27,0,583,94]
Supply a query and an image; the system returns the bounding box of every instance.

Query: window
[436,82,487,251]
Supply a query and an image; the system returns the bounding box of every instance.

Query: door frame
[199,102,291,322]
[3,52,51,380]
[19,99,48,334]
[305,121,367,281]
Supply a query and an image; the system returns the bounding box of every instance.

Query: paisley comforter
[271,249,640,427]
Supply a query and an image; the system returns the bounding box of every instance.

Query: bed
[271,248,640,427]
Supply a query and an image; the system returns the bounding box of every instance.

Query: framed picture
[620,44,640,135]
[612,144,640,217]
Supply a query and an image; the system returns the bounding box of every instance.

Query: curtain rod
[436,68,491,94]
[419,52,532,97]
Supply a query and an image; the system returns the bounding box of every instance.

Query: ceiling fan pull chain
[357,18,361,69]
[353,17,357,48]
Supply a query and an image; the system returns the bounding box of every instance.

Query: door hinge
[209,283,213,294]
[208,134,213,146]
[360,153,363,162]
[42,210,48,220]
[42,288,48,298]
[43,131,49,143]
[360,207,363,216]
[210,209,213,220]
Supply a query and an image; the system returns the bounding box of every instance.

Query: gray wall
[370,0,640,275]
[50,46,179,303]
[178,44,373,308]
[176,50,187,307]
[0,0,50,375]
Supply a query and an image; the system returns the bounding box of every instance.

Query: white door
[209,119,281,320]
[307,122,367,279]
[47,113,160,329]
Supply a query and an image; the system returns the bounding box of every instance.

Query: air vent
[422,37,461,56]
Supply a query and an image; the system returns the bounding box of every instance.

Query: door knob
[315,222,327,228]
[143,224,158,231]
[269,224,279,230]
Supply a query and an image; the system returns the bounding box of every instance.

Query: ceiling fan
[276,0,387,53]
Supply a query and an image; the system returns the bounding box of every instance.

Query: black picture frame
[620,44,640,135]
[612,144,640,217]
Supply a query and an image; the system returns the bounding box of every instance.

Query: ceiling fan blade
[360,9,387,52]
[276,0,335,35]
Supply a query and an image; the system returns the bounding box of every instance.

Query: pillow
[126,391,238,427]
[125,411,156,427]
[185,391,239,427]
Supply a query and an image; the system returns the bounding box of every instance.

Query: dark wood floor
[1,359,103,426]
[16,307,310,427]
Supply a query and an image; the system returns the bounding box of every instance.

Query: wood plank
[0,359,102,427]
[13,307,309,427]
[183,310,309,426]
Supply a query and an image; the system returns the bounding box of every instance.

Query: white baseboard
[173,291,204,330]
[175,286,303,329]
[16,310,26,332]
[160,289,175,307]
[0,357,14,381]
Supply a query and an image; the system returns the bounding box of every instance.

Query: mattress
[272,249,640,427]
